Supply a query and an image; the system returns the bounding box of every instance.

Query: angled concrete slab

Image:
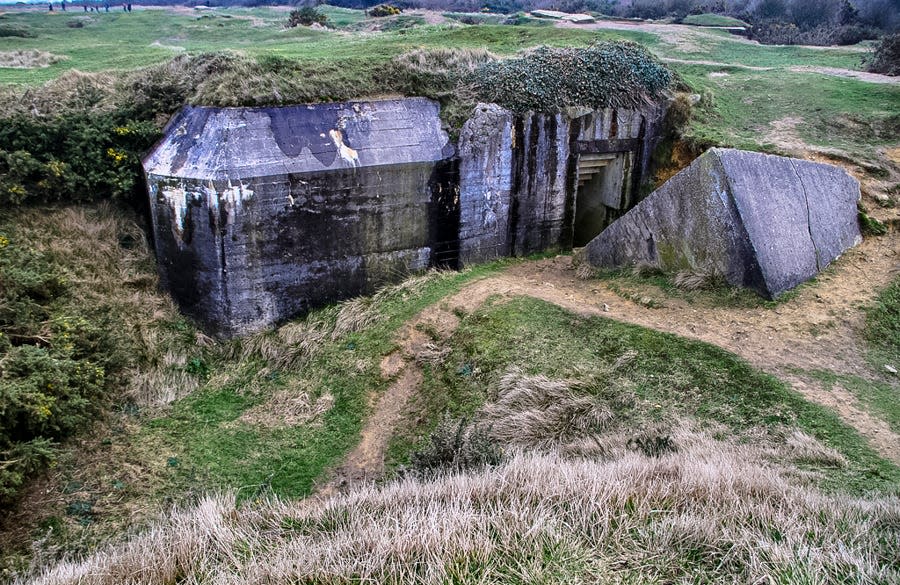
[580,148,861,298]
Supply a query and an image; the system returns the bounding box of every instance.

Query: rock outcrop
[580,148,862,298]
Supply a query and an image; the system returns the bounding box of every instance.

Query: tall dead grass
[0,50,65,69]
[25,434,900,585]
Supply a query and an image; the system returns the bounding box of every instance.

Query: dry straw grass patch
[10,204,204,408]
[26,435,900,585]
[0,50,66,69]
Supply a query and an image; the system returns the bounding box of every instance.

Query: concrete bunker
[144,98,668,336]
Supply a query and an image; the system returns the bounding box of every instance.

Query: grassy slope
[142,263,510,501]
[395,296,899,495]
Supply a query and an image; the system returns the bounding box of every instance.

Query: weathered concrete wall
[146,97,670,336]
[145,99,458,336]
[458,102,667,265]
[581,148,862,298]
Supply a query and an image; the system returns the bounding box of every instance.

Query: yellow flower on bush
[106,148,128,164]
[0,235,9,249]
[47,160,66,177]
[114,126,132,136]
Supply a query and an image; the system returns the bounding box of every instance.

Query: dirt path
[789,66,900,85]
[330,232,898,483]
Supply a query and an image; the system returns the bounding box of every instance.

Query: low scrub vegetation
[467,42,672,113]
[0,205,199,508]
[866,33,900,75]
[286,6,327,28]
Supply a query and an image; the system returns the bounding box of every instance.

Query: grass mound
[682,13,749,28]
[467,42,672,113]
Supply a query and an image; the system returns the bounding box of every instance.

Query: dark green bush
[0,234,125,505]
[409,416,503,475]
[287,6,327,27]
[866,33,900,76]
[467,42,673,113]
[0,115,159,207]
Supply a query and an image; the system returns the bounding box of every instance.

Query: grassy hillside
[1,6,899,582]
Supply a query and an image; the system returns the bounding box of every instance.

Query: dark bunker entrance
[573,153,628,247]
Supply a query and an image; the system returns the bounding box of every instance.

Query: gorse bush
[0,232,124,505]
[368,4,402,17]
[467,42,672,113]
[287,7,328,27]
[0,115,159,207]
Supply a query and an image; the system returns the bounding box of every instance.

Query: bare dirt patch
[790,65,900,85]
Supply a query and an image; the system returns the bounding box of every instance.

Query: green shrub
[287,7,327,28]
[466,42,673,113]
[866,33,900,76]
[0,234,125,505]
[369,4,402,17]
[0,115,159,206]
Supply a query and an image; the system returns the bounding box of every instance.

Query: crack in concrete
[789,159,821,272]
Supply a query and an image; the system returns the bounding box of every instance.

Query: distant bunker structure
[580,148,862,299]
[144,97,668,336]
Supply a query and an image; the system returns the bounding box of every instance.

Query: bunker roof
[143,98,454,181]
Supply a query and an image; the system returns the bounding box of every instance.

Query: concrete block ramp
[580,148,862,298]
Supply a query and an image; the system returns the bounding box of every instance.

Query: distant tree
[838,0,859,24]
[866,32,900,75]
[752,0,788,20]
[789,0,839,29]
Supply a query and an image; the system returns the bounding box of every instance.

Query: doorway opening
[573,153,627,247]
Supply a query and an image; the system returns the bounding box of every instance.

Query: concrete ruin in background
[144,97,668,336]
[579,148,862,298]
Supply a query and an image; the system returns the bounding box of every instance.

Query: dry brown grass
[0,50,65,69]
[673,268,725,291]
[0,70,118,118]
[24,433,900,585]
